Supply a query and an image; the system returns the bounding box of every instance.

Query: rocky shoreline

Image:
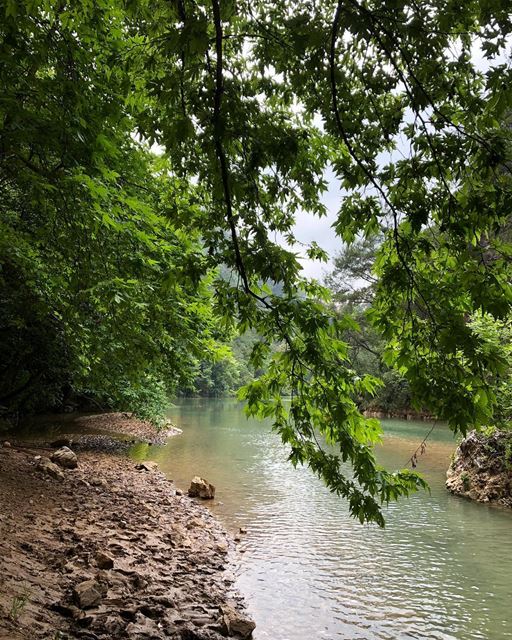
[0,416,255,640]
[446,429,512,508]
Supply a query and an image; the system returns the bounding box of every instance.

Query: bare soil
[0,420,254,640]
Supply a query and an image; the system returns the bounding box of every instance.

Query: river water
[134,398,512,640]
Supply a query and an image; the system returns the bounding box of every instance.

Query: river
[133,398,512,640]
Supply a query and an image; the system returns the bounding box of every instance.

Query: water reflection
[142,399,512,640]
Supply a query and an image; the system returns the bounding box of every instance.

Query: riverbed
[133,398,512,640]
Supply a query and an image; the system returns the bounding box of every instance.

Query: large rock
[73,579,107,609]
[188,476,215,500]
[51,446,78,469]
[446,429,512,507]
[221,605,256,638]
[37,456,64,480]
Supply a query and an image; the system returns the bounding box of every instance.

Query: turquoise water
[139,398,512,640]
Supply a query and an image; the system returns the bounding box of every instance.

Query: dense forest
[2,0,512,525]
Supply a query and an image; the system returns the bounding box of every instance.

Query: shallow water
[136,398,512,640]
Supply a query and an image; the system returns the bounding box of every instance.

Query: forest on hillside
[2,0,512,524]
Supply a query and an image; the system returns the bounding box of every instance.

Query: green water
[137,398,512,640]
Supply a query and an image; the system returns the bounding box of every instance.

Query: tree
[2,0,512,524]
[0,5,222,423]
[325,235,416,415]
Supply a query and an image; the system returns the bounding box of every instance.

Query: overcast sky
[287,41,511,282]
[288,169,342,281]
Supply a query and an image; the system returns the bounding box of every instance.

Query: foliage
[325,235,382,308]
[325,235,417,415]
[2,0,512,524]
[0,5,220,421]
[470,314,512,429]
[8,587,31,623]
[180,329,282,397]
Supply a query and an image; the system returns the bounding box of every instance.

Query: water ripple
[152,399,512,640]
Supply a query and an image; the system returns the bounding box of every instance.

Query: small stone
[175,489,183,496]
[2,441,11,448]
[73,579,107,609]
[37,456,64,480]
[90,477,108,489]
[188,476,215,500]
[221,605,256,639]
[95,551,114,569]
[135,461,159,472]
[239,527,247,534]
[187,517,205,529]
[51,446,78,469]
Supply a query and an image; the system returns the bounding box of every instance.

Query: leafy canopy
[2,0,512,524]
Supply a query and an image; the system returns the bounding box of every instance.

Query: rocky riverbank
[0,418,255,639]
[12,411,183,448]
[446,429,512,508]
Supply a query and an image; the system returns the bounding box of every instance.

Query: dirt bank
[446,429,512,508]
[0,425,255,639]
[15,411,182,446]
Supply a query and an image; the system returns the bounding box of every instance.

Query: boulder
[73,579,107,609]
[221,605,255,638]
[446,429,512,508]
[51,446,78,469]
[188,476,215,500]
[37,456,64,480]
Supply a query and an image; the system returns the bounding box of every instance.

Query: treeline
[182,238,416,415]
[185,233,512,430]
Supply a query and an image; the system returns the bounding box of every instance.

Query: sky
[288,41,511,281]
[149,38,510,284]
[286,169,342,281]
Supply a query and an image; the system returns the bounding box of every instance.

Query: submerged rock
[51,446,78,469]
[446,429,512,507]
[188,476,216,500]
